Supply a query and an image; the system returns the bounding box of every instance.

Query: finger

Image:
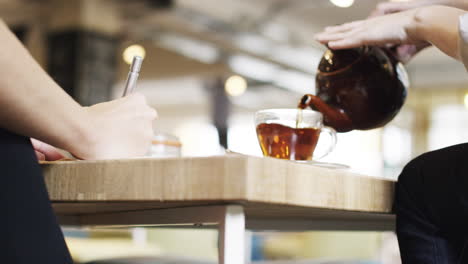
[328,37,365,49]
[315,30,357,45]
[148,107,158,119]
[395,43,429,63]
[393,46,413,64]
[31,139,65,161]
[324,21,363,34]
[35,151,46,161]
[415,41,431,50]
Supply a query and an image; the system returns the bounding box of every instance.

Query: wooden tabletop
[43,154,396,229]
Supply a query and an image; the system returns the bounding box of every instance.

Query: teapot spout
[298,94,354,132]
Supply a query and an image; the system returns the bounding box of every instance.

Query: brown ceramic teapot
[299,46,409,132]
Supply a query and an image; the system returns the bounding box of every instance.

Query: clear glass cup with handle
[254,108,337,161]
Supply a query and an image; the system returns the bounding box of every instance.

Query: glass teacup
[255,108,336,161]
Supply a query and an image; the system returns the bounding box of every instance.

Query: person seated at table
[0,20,157,263]
[316,0,468,263]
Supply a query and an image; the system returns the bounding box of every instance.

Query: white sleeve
[459,13,468,71]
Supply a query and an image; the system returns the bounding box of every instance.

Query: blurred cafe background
[3,0,468,263]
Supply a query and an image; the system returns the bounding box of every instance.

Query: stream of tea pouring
[296,93,313,128]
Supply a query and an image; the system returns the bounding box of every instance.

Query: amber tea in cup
[255,109,336,161]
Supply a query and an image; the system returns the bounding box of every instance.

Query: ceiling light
[330,0,354,8]
[464,93,468,109]
[225,75,247,97]
[123,44,146,65]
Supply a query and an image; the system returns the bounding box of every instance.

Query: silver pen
[122,56,143,96]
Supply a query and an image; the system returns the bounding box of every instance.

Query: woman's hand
[315,9,424,49]
[31,93,157,161]
[368,0,468,62]
[70,93,158,160]
[315,6,465,61]
[366,0,442,62]
[315,1,468,63]
[314,8,428,63]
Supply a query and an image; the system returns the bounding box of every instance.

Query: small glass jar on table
[147,132,182,158]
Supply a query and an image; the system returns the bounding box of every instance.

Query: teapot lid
[318,47,365,73]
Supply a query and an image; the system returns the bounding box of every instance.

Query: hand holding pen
[76,55,156,159]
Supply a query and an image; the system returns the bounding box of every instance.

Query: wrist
[405,7,428,43]
[405,6,445,44]
[64,106,97,159]
[444,0,468,10]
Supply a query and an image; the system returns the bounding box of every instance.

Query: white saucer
[294,160,350,169]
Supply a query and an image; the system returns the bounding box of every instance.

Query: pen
[122,56,143,97]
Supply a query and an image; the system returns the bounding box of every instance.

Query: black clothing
[0,128,72,264]
[395,143,468,263]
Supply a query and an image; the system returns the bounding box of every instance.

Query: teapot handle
[313,126,337,160]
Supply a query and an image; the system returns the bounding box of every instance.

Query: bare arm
[0,20,90,152]
[372,0,468,15]
[410,5,465,60]
[0,20,157,159]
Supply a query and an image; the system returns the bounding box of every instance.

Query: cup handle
[313,126,337,160]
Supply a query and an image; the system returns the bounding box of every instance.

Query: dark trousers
[0,128,72,263]
[395,143,468,263]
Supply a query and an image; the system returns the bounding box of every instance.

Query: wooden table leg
[218,205,245,264]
